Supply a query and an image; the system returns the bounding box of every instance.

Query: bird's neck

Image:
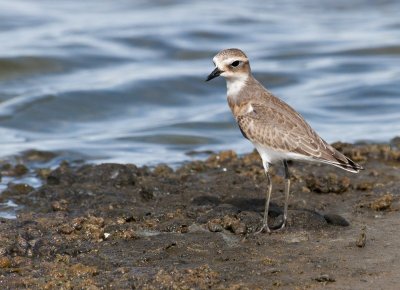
[226,74,250,98]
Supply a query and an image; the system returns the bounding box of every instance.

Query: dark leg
[279,159,291,230]
[256,162,272,234]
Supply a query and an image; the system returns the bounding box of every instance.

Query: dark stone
[324,214,350,227]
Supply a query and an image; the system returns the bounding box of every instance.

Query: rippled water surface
[0,0,399,165]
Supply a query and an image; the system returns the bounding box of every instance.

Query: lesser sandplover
[206,48,363,233]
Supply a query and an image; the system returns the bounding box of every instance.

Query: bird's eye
[231,60,240,67]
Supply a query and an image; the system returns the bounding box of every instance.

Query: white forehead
[213,56,245,66]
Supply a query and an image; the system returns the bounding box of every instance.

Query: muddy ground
[0,139,399,289]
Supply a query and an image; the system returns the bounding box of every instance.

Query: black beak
[206,67,222,81]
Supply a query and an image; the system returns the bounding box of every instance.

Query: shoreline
[0,138,399,288]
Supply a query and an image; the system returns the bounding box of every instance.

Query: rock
[153,164,173,176]
[231,221,247,235]
[236,211,262,233]
[36,168,52,179]
[324,214,350,227]
[22,150,57,162]
[356,182,373,191]
[314,274,336,282]
[117,228,138,240]
[306,173,351,194]
[4,183,34,196]
[0,256,11,268]
[59,224,75,235]
[208,219,223,232]
[370,194,393,211]
[0,163,12,173]
[47,162,75,185]
[48,163,138,187]
[13,235,29,256]
[160,219,189,233]
[70,263,98,276]
[51,200,68,211]
[206,150,237,167]
[103,224,139,240]
[356,227,367,248]
[82,216,105,240]
[221,215,247,234]
[196,204,240,224]
[13,164,29,176]
[31,238,57,258]
[140,186,154,201]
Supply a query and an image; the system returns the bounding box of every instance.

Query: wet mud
[0,139,399,289]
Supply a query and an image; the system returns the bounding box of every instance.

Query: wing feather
[236,101,362,172]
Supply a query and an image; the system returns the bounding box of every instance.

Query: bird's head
[206,48,251,82]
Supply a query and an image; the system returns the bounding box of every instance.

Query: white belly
[253,143,312,165]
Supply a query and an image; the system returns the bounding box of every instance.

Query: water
[0,0,399,166]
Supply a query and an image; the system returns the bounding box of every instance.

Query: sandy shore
[0,139,399,289]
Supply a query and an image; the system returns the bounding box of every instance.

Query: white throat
[226,75,248,98]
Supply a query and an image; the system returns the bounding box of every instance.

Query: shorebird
[206,48,363,233]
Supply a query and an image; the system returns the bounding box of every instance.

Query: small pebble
[36,168,52,179]
[7,183,34,195]
[314,274,335,282]
[324,214,350,227]
[0,256,11,268]
[208,220,223,232]
[13,164,29,176]
[356,227,367,248]
[59,224,74,235]
[231,221,247,235]
[51,200,68,211]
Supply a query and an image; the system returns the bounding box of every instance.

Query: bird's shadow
[224,197,283,217]
[192,195,282,216]
[192,195,349,227]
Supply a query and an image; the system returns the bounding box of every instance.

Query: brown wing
[237,100,362,172]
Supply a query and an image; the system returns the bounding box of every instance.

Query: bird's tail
[317,146,364,173]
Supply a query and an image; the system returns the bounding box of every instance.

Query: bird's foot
[255,217,287,234]
[254,224,271,234]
